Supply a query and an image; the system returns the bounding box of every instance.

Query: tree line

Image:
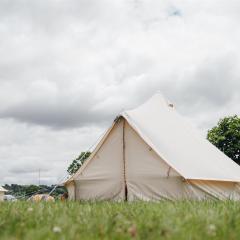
[3,184,66,198]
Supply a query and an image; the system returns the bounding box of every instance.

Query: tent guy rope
[48,126,110,196]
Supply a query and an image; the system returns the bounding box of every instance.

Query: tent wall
[125,121,203,200]
[66,181,75,200]
[189,180,240,200]
[0,192,4,201]
[124,122,240,200]
[73,119,125,201]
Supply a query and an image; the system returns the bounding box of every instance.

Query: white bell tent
[65,94,240,201]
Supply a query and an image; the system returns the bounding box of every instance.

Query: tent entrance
[123,119,128,201]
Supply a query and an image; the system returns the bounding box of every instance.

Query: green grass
[1,201,240,239]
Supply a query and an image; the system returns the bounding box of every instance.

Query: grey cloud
[0,99,113,129]
[0,54,239,129]
[158,55,240,114]
[182,58,238,106]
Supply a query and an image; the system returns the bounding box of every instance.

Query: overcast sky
[0,0,239,185]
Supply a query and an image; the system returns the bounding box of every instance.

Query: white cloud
[0,0,239,184]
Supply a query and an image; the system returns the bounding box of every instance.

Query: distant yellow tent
[65,94,240,201]
[28,194,55,202]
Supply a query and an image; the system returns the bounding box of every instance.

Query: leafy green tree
[207,115,240,164]
[25,185,40,196]
[67,151,91,175]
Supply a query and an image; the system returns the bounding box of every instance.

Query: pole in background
[38,168,41,186]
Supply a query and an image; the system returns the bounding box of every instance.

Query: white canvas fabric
[0,186,7,201]
[67,181,75,200]
[0,186,7,192]
[189,180,240,200]
[72,120,125,200]
[65,94,240,201]
[123,94,240,181]
[125,121,186,200]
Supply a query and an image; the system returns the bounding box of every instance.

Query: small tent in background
[65,93,240,201]
[0,186,7,201]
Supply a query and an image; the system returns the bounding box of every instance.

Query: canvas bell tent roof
[0,186,7,192]
[65,94,240,201]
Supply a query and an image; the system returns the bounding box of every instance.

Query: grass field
[1,201,240,240]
